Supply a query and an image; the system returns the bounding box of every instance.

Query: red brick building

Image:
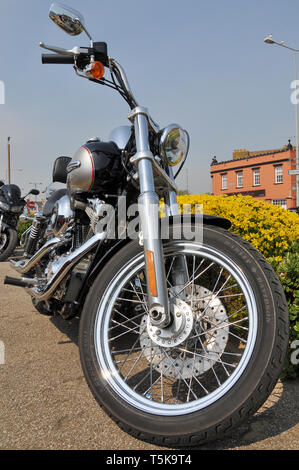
[210,145,297,210]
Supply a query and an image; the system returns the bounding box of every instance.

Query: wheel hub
[139,286,229,379]
[147,298,193,348]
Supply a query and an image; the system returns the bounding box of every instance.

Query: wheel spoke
[96,242,257,413]
[177,260,215,296]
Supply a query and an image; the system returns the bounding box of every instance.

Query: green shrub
[177,195,299,379]
[17,217,33,240]
[270,240,299,379]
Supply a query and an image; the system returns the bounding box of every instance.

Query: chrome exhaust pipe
[10,237,61,274]
[4,276,37,288]
[27,232,106,302]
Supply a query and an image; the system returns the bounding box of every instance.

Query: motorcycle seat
[53,156,72,184]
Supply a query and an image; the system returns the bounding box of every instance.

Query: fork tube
[164,167,189,298]
[133,112,170,327]
[165,166,179,216]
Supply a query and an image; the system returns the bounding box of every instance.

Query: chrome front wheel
[79,224,289,446]
[94,243,257,415]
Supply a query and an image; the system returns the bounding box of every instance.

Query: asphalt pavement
[0,256,298,450]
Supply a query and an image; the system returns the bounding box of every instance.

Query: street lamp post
[5,168,23,183]
[264,34,299,207]
[7,137,11,184]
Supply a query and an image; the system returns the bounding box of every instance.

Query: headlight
[160,124,189,166]
[0,200,10,211]
[10,205,25,213]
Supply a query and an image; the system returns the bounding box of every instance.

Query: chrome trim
[151,160,178,192]
[20,225,33,245]
[109,58,138,108]
[27,231,106,301]
[165,167,179,216]
[128,106,160,134]
[10,237,60,274]
[133,111,170,326]
[20,277,37,286]
[129,150,177,192]
[109,126,132,150]
[94,243,258,416]
[67,160,81,173]
[39,42,89,56]
[52,195,74,238]
[67,146,93,193]
[48,3,85,37]
[160,124,190,167]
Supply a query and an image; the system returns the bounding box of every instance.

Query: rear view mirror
[49,2,85,36]
[30,189,40,196]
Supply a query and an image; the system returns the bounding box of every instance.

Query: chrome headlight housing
[160,124,189,166]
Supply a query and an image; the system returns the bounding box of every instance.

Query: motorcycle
[0,181,40,261]
[4,3,289,446]
[22,156,71,260]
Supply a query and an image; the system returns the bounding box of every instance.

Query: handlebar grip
[41,54,74,64]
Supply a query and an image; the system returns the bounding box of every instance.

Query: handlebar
[42,54,75,64]
[40,43,138,109]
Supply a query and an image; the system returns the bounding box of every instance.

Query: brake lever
[39,42,89,56]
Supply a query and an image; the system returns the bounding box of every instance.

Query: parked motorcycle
[0,181,39,261]
[22,156,71,259]
[4,3,289,446]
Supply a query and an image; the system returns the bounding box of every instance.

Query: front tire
[79,224,289,446]
[0,228,18,262]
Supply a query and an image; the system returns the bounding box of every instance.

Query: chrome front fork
[130,109,171,328]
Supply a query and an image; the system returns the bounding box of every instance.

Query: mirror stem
[79,22,93,48]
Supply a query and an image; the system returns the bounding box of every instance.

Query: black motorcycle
[0,181,39,261]
[4,3,289,447]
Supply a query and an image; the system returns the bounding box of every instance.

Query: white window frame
[236,171,243,188]
[253,168,260,186]
[272,199,287,209]
[221,174,227,190]
[275,165,283,184]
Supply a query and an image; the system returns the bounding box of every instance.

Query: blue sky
[0,0,299,194]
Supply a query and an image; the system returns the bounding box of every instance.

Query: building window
[272,199,287,209]
[221,174,227,190]
[236,171,243,188]
[275,165,283,184]
[253,168,260,186]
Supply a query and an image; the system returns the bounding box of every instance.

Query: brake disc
[139,286,229,379]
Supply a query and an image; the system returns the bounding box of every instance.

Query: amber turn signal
[146,250,158,298]
[90,61,105,79]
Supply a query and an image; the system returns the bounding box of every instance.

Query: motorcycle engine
[50,195,74,238]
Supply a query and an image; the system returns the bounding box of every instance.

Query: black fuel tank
[67,141,122,194]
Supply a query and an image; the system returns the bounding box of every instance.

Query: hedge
[177,194,299,378]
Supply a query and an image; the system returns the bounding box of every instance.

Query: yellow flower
[176,194,299,260]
